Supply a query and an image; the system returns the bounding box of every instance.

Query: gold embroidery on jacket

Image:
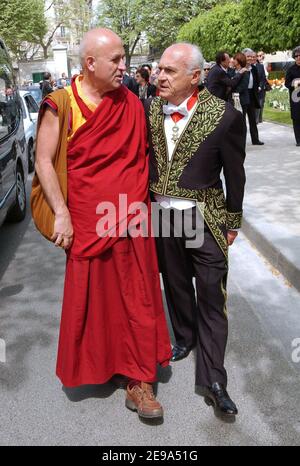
[149,88,230,256]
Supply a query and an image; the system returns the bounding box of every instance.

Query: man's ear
[191,69,201,85]
[86,56,96,72]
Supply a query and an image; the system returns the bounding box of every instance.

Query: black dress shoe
[171,344,190,362]
[205,382,238,416]
[252,141,264,145]
[296,143,300,147]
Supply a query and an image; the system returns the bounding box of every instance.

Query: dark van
[0,38,27,227]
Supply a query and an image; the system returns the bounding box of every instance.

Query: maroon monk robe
[56,84,171,387]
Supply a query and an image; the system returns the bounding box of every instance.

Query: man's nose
[158,70,165,80]
[119,58,126,71]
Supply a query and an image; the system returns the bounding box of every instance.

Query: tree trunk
[125,44,131,70]
[42,44,48,59]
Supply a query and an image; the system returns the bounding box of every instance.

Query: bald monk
[33,28,171,419]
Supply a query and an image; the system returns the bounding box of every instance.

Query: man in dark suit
[122,72,139,96]
[242,49,264,145]
[144,42,246,417]
[254,51,268,123]
[207,51,246,101]
[40,72,53,99]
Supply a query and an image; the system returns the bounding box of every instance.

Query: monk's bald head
[78,28,126,94]
[79,28,123,68]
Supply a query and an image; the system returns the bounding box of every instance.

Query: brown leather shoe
[125,382,163,418]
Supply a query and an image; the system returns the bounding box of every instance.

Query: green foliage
[145,0,223,51]
[96,0,225,64]
[265,87,290,112]
[179,0,300,60]
[0,0,47,59]
[97,0,144,66]
[178,2,243,60]
[265,0,300,51]
[263,107,292,125]
[268,71,286,80]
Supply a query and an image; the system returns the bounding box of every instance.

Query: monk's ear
[191,69,201,85]
[86,56,96,72]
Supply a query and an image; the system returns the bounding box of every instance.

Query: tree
[177,2,243,61]
[96,0,224,67]
[0,0,47,60]
[97,0,144,68]
[34,0,93,59]
[241,0,300,52]
[145,0,223,52]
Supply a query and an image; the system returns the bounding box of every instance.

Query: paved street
[0,123,300,445]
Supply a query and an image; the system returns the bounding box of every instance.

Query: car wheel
[7,165,27,222]
[28,139,35,173]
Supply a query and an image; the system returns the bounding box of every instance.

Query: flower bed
[265,86,290,112]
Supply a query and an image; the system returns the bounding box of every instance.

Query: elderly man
[242,48,264,144]
[144,43,246,416]
[31,28,171,419]
[207,51,246,101]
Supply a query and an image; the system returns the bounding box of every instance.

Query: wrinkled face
[257,52,265,63]
[245,53,253,66]
[251,52,257,64]
[158,48,200,104]
[229,57,235,68]
[86,37,126,92]
[221,53,230,69]
[295,52,300,66]
[135,72,143,84]
[203,66,210,77]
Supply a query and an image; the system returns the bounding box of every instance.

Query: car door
[0,79,18,223]
[24,94,39,139]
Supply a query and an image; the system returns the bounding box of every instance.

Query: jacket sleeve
[285,68,294,91]
[235,72,250,93]
[219,110,246,230]
[217,70,243,90]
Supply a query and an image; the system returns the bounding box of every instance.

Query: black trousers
[256,91,266,124]
[156,206,228,387]
[243,91,260,143]
[293,119,300,144]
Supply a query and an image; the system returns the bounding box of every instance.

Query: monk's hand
[227,230,238,246]
[51,209,74,250]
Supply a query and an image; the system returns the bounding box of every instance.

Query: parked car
[19,89,39,173]
[19,85,42,106]
[0,38,28,227]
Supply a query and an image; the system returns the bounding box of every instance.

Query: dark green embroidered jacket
[144,86,246,257]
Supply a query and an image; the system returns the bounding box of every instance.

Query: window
[0,79,19,138]
[24,95,39,114]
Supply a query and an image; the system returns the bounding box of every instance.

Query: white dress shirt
[248,69,254,89]
[154,93,197,210]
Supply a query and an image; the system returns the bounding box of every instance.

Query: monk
[33,28,171,419]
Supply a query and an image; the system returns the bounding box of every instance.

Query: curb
[242,217,300,292]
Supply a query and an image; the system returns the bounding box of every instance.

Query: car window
[0,46,20,140]
[20,95,27,117]
[30,89,42,104]
[0,78,19,139]
[25,94,39,113]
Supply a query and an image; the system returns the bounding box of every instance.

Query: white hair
[178,42,204,72]
[242,48,254,54]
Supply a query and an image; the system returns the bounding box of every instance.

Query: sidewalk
[242,121,300,291]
